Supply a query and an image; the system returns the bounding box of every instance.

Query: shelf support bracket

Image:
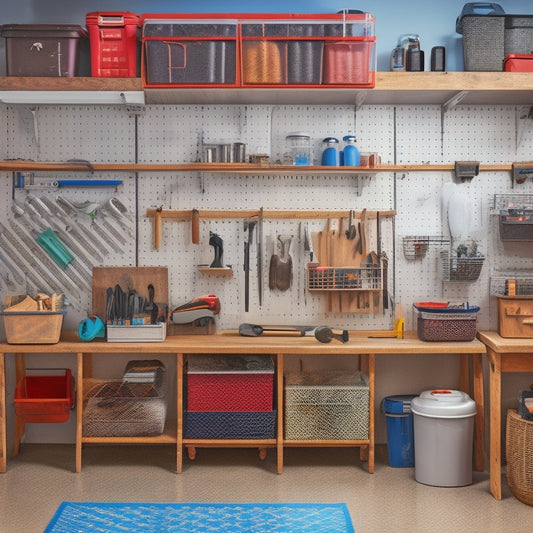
[354,91,367,110]
[440,90,468,152]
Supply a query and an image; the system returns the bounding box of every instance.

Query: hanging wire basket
[440,249,485,282]
[402,235,451,260]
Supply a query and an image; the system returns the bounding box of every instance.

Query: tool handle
[154,207,162,249]
[191,209,200,244]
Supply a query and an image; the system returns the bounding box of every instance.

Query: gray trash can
[411,389,476,487]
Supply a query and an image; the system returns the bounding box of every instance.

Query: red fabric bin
[86,12,139,77]
[186,354,274,412]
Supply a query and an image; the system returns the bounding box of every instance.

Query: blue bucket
[383,395,417,467]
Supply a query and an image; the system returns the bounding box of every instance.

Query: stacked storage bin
[139,12,376,88]
[284,370,369,440]
[140,14,239,87]
[184,354,276,439]
[241,13,375,87]
[456,3,533,71]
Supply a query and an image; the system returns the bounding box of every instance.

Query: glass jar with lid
[285,132,311,165]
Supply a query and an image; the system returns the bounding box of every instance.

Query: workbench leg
[472,353,485,472]
[488,349,502,500]
[359,353,375,473]
[177,353,183,473]
[0,352,6,473]
[459,354,470,395]
[75,353,84,473]
[276,354,284,475]
[13,354,26,457]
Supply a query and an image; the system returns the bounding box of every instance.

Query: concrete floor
[0,443,531,532]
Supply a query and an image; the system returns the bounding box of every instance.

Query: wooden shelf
[1,72,533,106]
[0,160,519,174]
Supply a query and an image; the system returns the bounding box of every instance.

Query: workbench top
[0,330,487,355]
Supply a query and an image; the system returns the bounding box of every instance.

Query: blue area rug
[44,501,355,533]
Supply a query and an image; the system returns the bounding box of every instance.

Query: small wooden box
[497,296,533,338]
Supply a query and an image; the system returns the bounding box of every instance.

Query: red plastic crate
[86,12,139,77]
[15,369,75,423]
[186,354,274,412]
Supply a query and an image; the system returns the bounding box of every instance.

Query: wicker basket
[506,409,533,506]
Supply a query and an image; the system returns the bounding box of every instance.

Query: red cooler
[86,12,139,77]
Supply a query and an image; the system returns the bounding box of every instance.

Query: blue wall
[2,1,533,71]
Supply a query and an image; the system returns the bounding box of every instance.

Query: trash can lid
[411,389,476,418]
[383,394,417,414]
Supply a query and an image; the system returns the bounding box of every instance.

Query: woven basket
[506,409,533,506]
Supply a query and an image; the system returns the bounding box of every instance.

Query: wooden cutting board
[92,266,168,318]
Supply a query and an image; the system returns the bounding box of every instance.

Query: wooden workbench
[476,331,533,500]
[0,331,486,475]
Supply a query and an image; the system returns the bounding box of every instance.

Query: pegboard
[2,101,533,335]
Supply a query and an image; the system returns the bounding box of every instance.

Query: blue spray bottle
[343,135,360,166]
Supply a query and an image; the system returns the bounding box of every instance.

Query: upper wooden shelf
[0,161,516,173]
[1,72,533,106]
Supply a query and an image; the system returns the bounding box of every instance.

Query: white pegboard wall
[2,101,533,334]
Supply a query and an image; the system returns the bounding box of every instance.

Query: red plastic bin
[86,12,139,77]
[15,369,75,423]
[504,53,533,72]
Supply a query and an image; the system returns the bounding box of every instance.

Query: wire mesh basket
[307,265,381,291]
[83,377,167,437]
[402,235,451,260]
[440,250,485,282]
[490,275,533,296]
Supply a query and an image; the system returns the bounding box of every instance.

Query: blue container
[321,137,340,165]
[342,135,360,166]
[383,395,417,467]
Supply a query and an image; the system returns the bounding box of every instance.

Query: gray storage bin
[505,16,533,56]
[456,3,506,71]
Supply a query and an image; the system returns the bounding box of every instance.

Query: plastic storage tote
[141,15,238,87]
[411,389,477,487]
[456,2,506,71]
[1,24,87,77]
[86,12,139,77]
[382,395,417,468]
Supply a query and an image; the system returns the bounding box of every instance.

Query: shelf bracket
[354,91,367,110]
[441,91,469,145]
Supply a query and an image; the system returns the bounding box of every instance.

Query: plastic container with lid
[411,389,477,486]
[342,135,360,166]
[321,137,340,166]
[1,24,87,77]
[285,132,311,165]
[86,12,139,77]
